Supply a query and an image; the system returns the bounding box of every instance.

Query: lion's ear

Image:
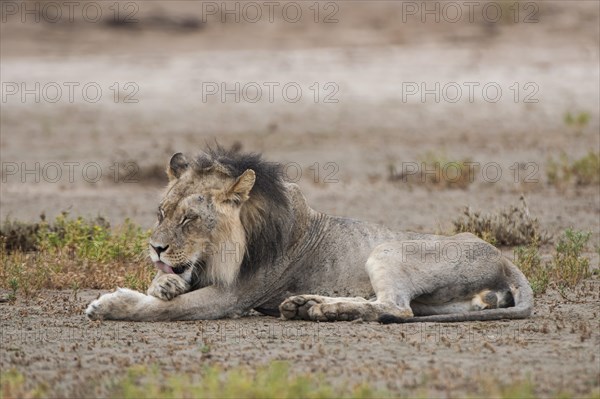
[224,169,255,204]
[167,152,189,180]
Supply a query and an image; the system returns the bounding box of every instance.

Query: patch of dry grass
[452,196,550,246]
[388,152,478,190]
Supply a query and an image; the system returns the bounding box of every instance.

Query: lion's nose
[151,244,169,257]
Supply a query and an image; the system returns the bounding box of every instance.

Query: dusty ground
[1,1,599,397]
[0,285,599,397]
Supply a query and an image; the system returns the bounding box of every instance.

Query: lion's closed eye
[180,213,198,226]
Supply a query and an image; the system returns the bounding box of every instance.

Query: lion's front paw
[86,288,149,320]
[147,274,190,301]
[279,295,326,320]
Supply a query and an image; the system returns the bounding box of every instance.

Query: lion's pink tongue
[154,261,174,274]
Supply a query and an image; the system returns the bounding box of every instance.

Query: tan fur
[206,202,246,286]
[149,156,253,288]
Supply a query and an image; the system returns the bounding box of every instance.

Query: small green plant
[547,152,599,187]
[515,229,592,295]
[546,154,571,187]
[550,229,592,288]
[7,277,19,302]
[571,152,600,186]
[453,196,549,246]
[564,111,591,135]
[514,241,549,295]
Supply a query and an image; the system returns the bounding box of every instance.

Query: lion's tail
[379,258,534,324]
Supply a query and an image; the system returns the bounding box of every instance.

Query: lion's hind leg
[280,242,421,322]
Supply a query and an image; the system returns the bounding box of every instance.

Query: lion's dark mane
[195,145,293,277]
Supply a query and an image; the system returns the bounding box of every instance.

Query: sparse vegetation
[564,111,591,135]
[515,229,592,295]
[389,152,478,189]
[0,213,153,296]
[547,152,599,187]
[452,196,549,246]
[0,362,390,399]
[1,369,47,399]
[514,240,548,295]
[550,229,592,289]
[112,362,390,399]
[452,198,593,296]
[2,361,592,399]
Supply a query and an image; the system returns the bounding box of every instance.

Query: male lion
[86,147,533,322]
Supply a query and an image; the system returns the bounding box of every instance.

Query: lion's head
[149,146,291,288]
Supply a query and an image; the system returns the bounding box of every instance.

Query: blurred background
[1,0,598,238]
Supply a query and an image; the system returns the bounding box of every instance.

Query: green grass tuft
[0,213,153,295]
[515,229,592,295]
[551,229,592,288]
[564,111,591,135]
[514,240,549,295]
[547,152,599,187]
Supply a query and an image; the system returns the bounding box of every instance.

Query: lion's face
[149,153,255,287]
